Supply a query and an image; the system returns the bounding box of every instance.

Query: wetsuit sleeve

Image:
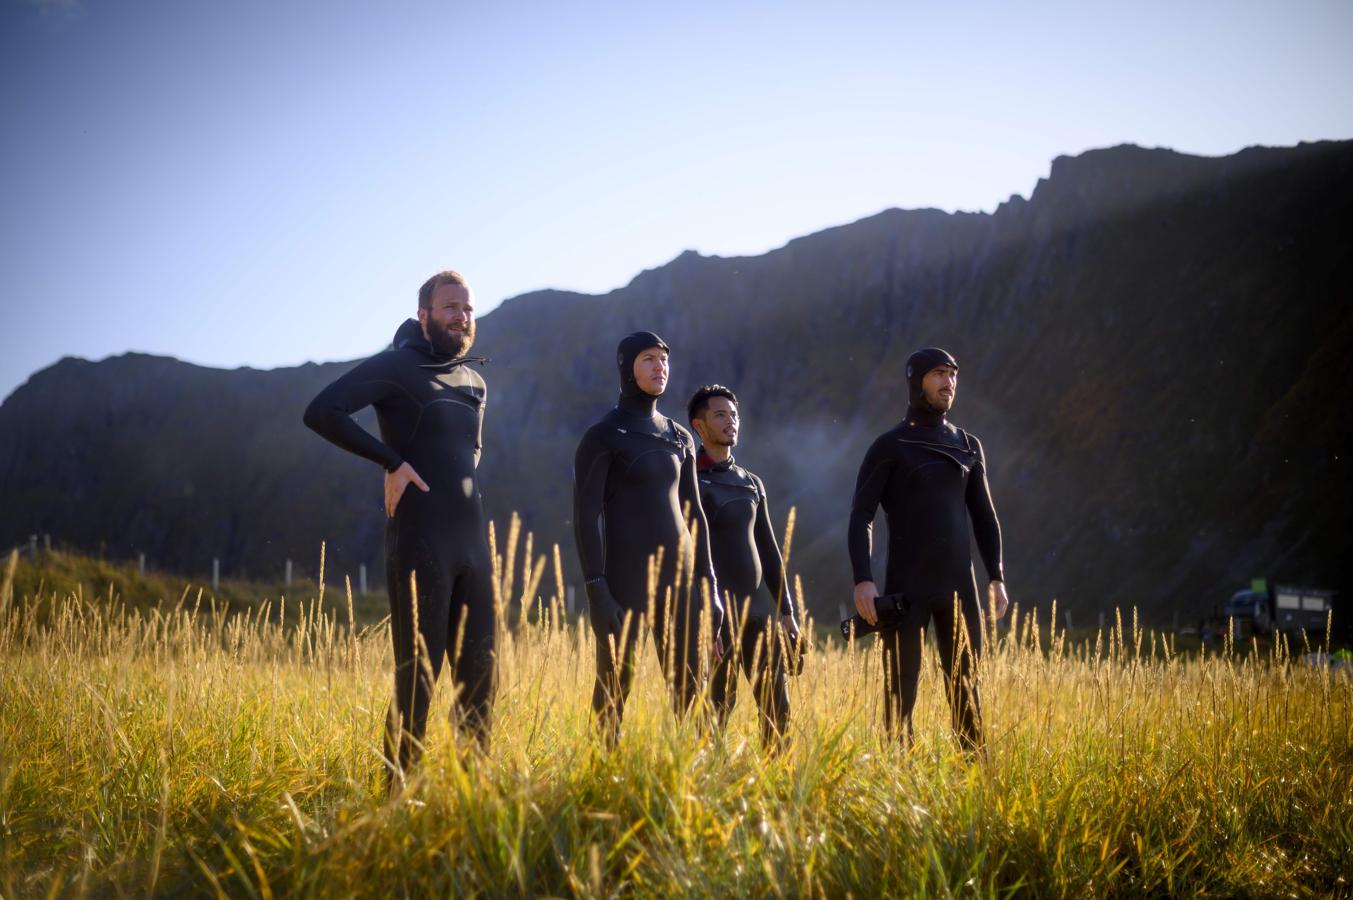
[474,380,486,468]
[679,433,722,623]
[572,426,611,583]
[302,355,405,472]
[752,475,792,617]
[965,435,1005,583]
[848,436,894,585]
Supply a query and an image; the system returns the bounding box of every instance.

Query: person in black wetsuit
[573,332,723,747]
[688,384,800,750]
[848,347,1009,750]
[303,270,495,779]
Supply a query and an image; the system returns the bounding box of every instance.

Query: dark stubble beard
[428,317,476,358]
[923,392,952,414]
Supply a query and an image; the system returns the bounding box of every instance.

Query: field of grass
[1,529,1350,898]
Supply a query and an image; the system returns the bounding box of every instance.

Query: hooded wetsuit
[698,450,794,748]
[573,332,721,743]
[303,318,495,769]
[847,347,1003,749]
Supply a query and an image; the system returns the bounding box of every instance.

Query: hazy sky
[2,0,1350,402]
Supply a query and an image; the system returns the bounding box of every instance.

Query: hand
[713,634,725,661]
[585,580,623,637]
[781,614,800,641]
[384,462,429,517]
[988,580,1010,620]
[854,581,879,626]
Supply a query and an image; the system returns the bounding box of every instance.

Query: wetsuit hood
[905,346,958,426]
[616,330,670,416]
[392,317,486,369]
[393,318,428,352]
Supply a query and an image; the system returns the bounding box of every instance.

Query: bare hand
[384,462,430,517]
[988,580,1010,620]
[781,614,800,641]
[854,581,879,626]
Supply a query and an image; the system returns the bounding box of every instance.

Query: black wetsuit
[303,318,495,768]
[699,450,794,748]
[573,333,721,743]
[847,352,1003,749]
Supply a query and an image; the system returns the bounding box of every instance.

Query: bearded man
[304,270,495,782]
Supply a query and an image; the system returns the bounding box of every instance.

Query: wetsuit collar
[616,392,659,420]
[903,403,947,429]
[696,448,734,472]
[392,317,487,369]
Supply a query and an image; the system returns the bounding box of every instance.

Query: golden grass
[0,529,1350,898]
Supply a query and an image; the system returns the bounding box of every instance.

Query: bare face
[921,365,957,411]
[693,396,739,449]
[418,282,475,357]
[632,347,669,396]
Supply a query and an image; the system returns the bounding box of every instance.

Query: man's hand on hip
[385,462,430,517]
[988,580,1010,620]
[854,581,879,626]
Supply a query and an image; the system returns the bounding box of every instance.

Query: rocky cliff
[3,141,1349,624]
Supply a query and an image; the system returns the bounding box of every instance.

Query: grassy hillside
[4,546,390,627]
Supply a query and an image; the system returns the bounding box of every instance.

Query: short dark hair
[418,270,469,309]
[688,384,738,424]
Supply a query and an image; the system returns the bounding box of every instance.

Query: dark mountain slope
[3,141,1349,624]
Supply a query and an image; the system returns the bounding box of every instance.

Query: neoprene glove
[585,580,623,637]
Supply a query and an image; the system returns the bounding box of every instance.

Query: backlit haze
[2,0,1350,402]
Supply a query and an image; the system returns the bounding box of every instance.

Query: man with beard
[848,347,1009,751]
[688,384,800,750]
[304,270,495,783]
[573,332,723,748]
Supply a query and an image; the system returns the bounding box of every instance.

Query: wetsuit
[699,450,794,748]
[303,318,495,769]
[573,332,721,744]
[847,347,1003,749]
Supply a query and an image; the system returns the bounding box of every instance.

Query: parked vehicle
[1202,579,1335,643]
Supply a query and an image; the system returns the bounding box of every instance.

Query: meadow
[1,524,1350,898]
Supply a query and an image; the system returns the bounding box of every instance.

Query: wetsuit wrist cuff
[853,575,874,586]
[384,459,403,473]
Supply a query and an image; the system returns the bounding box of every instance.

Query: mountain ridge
[4,140,1350,625]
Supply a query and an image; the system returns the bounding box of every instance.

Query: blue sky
[2,0,1350,402]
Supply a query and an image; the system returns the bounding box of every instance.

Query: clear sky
[2,0,1350,402]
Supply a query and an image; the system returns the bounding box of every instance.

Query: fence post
[285,559,293,587]
[566,584,576,615]
[138,552,145,576]
[212,558,220,591]
[43,534,51,553]
[359,564,368,595]
[27,535,37,558]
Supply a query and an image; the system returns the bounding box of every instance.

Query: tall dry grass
[0,519,1349,897]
